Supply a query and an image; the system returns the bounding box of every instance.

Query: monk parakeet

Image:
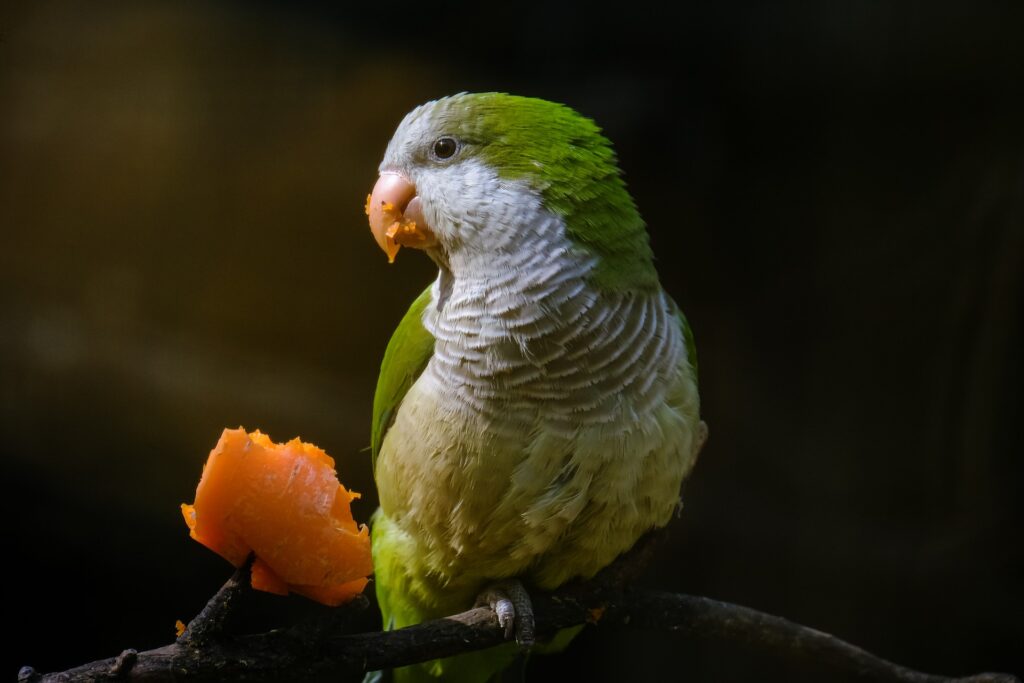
[364,93,706,682]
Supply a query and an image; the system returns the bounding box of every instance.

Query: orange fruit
[181,428,371,606]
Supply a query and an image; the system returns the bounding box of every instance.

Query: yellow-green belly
[373,358,701,625]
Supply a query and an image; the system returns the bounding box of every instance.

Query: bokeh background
[3,1,1022,680]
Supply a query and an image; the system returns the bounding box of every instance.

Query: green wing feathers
[671,299,699,385]
[371,286,435,470]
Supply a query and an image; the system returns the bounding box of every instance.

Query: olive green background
[3,2,1022,680]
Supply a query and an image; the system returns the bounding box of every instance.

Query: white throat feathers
[417,165,685,437]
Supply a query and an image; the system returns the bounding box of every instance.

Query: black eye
[432,136,458,160]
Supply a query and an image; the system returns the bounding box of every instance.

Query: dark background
[3,1,1022,680]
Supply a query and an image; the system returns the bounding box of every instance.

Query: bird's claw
[494,596,516,639]
[475,579,535,648]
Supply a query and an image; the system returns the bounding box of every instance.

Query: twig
[178,554,254,647]
[19,534,1018,683]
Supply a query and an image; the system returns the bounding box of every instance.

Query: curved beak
[365,172,437,263]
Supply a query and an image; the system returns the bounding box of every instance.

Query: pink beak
[365,172,436,263]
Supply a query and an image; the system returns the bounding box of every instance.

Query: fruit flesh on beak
[365,172,436,263]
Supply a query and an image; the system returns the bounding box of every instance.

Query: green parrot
[364,93,706,682]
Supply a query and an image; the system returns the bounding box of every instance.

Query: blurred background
[2,1,1022,680]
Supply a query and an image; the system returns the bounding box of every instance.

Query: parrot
[363,92,707,682]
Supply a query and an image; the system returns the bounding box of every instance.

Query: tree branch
[177,554,255,648]
[19,535,1018,683]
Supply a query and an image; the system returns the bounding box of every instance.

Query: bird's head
[365,93,658,291]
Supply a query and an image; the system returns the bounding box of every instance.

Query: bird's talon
[475,579,536,648]
[494,597,515,638]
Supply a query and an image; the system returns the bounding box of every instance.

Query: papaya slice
[181,427,371,606]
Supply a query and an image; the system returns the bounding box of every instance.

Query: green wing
[371,286,436,471]
[670,297,699,385]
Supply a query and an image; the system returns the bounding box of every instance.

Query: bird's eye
[432,137,458,160]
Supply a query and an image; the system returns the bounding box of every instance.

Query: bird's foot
[475,579,535,648]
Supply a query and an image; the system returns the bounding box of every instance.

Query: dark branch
[20,535,1018,683]
[177,554,254,647]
